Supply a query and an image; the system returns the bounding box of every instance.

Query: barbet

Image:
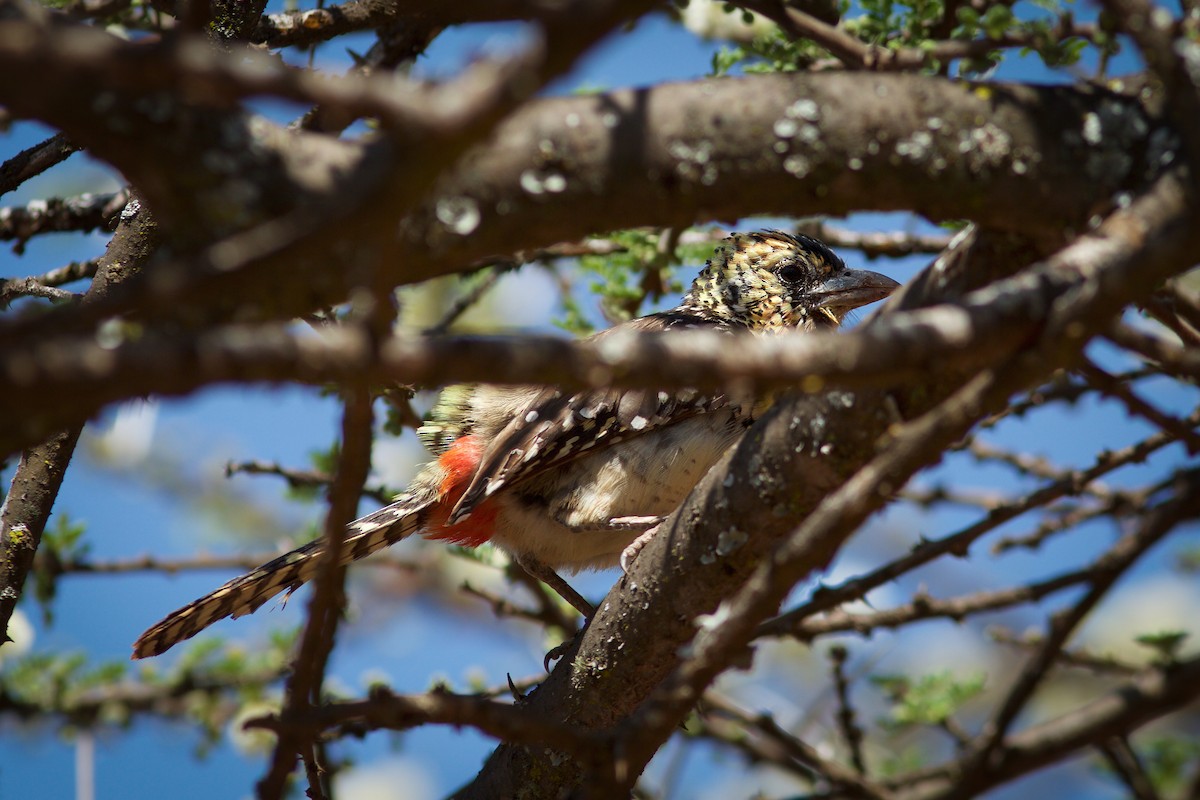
[132,231,898,659]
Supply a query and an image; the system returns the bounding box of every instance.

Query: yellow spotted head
[681,230,898,333]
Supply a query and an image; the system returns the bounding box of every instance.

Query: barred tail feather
[131,495,437,659]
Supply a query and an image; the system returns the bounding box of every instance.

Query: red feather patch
[424,435,497,548]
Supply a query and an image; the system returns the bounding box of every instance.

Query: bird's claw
[544,636,577,672]
[619,525,661,574]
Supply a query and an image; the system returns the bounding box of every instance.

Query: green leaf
[873,670,985,728]
[1135,630,1188,663]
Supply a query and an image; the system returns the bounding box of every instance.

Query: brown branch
[458,166,1198,796]
[701,691,894,798]
[1097,737,1161,800]
[775,566,1094,641]
[5,193,1197,458]
[0,190,127,251]
[795,220,954,259]
[989,493,1133,553]
[899,653,1200,799]
[225,459,393,505]
[987,628,1142,676]
[763,404,1200,639]
[621,363,1032,773]
[0,259,99,314]
[966,439,1127,502]
[828,645,868,775]
[0,132,80,196]
[750,1,1099,71]
[971,468,1200,777]
[259,384,373,799]
[1140,290,1200,347]
[0,664,287,728]
[1106,321,1200,382]
[1079,357,1200,454]
[248,684,607,760]
[0,200,161,648]
[254,0,620,49]
[0,69,1173,367]
[0,430,83,645]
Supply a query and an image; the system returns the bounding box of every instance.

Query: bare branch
[900,653,1200,799]
[259,385,374,799]
[248,684,607,761]
[972,469,1200,775]
[1106,321,1200,381]
[0,190,126,250]
[702,691,893,798]
[0,132,80,196]
[225,459,394,505]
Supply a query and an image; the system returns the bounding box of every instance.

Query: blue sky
[2,6,1196,800]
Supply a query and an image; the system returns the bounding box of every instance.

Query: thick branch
[455,170,1199,797]
[0,66,1174,349]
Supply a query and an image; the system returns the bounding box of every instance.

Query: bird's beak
[812,269,900,311]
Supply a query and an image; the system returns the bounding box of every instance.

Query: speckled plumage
[131,231,898,659]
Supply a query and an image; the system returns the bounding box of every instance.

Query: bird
[131,230,899,659]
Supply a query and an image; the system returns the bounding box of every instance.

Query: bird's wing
[446,312,735,523]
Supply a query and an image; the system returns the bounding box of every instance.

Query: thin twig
[828,645,867,775]
[1097,736,1161,800]
[762,410,1199,637]
[258,386,374,799]
[973,468,1200,768]
[1079,357,1200,454]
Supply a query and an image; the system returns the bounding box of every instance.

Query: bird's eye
[776,260,807,285]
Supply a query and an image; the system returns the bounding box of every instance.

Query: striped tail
[131,494,437,659]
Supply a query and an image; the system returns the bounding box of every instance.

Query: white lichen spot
[784,154,810,178]
[520,169,545,195]
[435,196,481,235]
[1082,112,1102,145]
[895,130,933,163]
[120,197,141,221]
[848,157,863,171]
[785,98,821,121]
[797,123,821,145]
[716,527,747,556]
[773,118,799,138]
[565,113,581,128]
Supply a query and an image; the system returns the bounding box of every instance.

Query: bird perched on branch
[132,230,898,659]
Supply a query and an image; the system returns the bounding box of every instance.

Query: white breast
[488,411,748,570]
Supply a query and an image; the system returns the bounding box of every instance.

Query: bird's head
[682,230,899,333]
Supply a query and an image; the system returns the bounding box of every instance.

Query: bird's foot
[544,634,580,672]
[619,524,662,574]
[607,514,664,530]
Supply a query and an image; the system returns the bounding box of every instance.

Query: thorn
[507,673,525,702]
